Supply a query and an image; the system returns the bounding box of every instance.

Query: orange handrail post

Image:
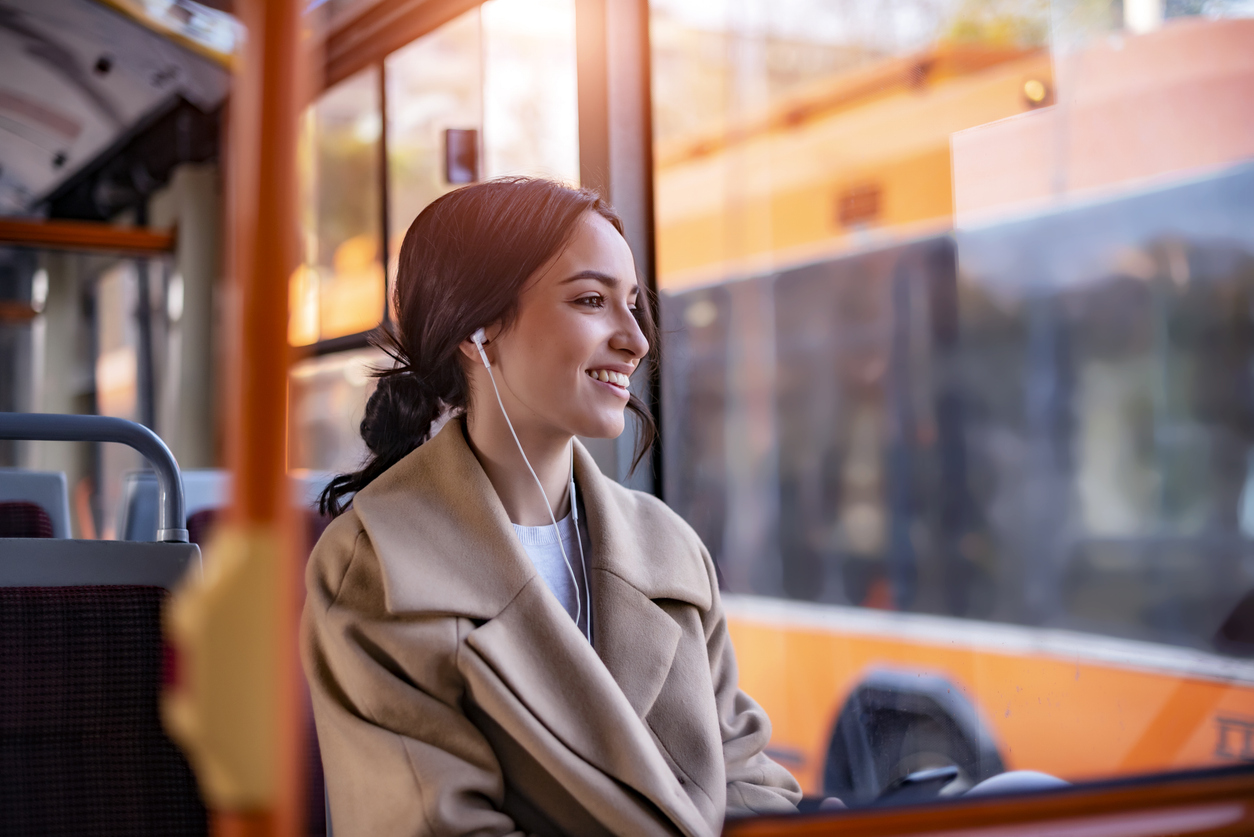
[162,0,306,834]
[221,0,305,833]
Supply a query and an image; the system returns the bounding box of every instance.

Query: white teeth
[588,369,629,388]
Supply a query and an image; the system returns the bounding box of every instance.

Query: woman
[303,177,801,836]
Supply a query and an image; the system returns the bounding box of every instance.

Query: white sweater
[512,509,592,641]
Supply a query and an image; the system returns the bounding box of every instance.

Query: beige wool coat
[302,419,801,836]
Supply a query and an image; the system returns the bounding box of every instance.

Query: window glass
[386,0,578,272]
[654,0,1254,804]
[386,8,484,283]
[289,348,385,472]
[291,65,385,346]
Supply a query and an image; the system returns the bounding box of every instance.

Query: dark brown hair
[320,177,657,516]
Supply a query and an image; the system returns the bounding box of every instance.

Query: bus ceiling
[0,0,231,221]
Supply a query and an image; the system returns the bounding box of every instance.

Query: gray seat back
[0,539,200,590]
[0,468,71,538]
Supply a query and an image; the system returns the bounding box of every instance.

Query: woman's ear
[457,336,483,365]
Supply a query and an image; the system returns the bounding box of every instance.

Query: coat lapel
[352,418,535,620]
[352,423,714,836]
[573,441,712,719]
[461,582,707,837]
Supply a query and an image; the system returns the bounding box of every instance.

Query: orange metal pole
[220,0,303,834]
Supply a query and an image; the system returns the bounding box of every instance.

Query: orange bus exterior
[727,597,1254,795]
[652,18,1254,800]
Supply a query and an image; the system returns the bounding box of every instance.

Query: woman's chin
[573,413,627,440]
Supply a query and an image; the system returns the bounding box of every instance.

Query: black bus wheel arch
[822,669,1006,805]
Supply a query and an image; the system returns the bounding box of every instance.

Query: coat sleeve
[700,545,804,818]
[302,513,531,837]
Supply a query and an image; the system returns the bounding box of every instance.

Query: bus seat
[116,474,332,835]
[0,468,71,538]
[0,501,54,538]
[186,508,220,547]
[120,470,333,546]
[106,461,335,835]
[0,540,205,834]
[119,470,229,543]
[183,506,330,552]
[0,414,204,833]
[0,539,200,588]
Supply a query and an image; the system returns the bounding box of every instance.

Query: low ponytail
[318,177,658,517]
[318,368,439,516]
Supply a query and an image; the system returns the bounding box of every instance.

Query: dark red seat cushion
[187,507,331,554]
[185,508,220,547]
[0,501,54,538]
[0,586,207,835]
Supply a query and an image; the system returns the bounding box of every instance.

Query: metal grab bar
[0,413,188,543]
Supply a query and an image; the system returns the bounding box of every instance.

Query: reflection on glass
[651,0,1054,288]
[952,18,1254,226]
[386,0,579,282]
[292,66,385,345]
[289,348,385,473]
[654,0,1254,808]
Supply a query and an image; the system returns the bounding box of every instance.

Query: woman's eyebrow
[561,270,638,295]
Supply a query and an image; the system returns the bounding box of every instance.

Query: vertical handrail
[222,0,304,833]
[0,412,188,543]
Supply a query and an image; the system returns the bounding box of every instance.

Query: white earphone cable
[569,442,592,641]
[475,337,583,629]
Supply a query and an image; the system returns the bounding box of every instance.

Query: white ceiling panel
[0,0,231,215]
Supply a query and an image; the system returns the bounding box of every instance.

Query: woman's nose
[611,305,649,360]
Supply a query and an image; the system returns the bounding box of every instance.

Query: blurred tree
[943,0,1052,46]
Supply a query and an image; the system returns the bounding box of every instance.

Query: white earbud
[471,327,490,368]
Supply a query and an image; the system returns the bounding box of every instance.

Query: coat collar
[351,418,710,620]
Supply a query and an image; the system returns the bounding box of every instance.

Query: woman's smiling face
[475,210,648,441]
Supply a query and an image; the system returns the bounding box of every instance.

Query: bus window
[386,0,579,268]
[479,0,579,184]
[386,7,484,286]
[292,65,386,346]
[652,0,1254,806]
[292,0,581,479]
[288,348,384,473]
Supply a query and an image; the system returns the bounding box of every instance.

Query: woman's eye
[576,294,606,308]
